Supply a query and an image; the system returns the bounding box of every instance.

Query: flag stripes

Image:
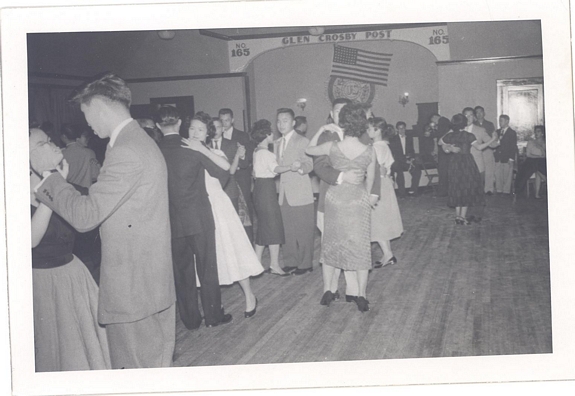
[330,45,392,86]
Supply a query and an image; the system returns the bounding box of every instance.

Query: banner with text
[228,25,450,72]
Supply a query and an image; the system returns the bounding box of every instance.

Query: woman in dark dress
[440,114,497,225]
[30,127,110,371]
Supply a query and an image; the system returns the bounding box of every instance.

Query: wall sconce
[296,98,307,112]
[157,30,176,40]
[308,27,325,36]
[399,92,409,107]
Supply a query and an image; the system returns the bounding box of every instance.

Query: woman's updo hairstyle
[338,103,369,138]
[450,113,467,131]
[250,119,272,144]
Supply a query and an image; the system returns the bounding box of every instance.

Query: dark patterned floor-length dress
[442,130,485,208]
[320,142,373,270]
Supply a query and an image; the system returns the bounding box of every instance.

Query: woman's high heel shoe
[320,291,334,306]
[244,298,257,318]
[356,297,370,313]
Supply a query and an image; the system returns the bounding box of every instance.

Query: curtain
[28,84,84,146]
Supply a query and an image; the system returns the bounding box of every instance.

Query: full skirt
[33,256,111,372]
[447,154,485,208]
[253,178,285,246]
[209,188,264,285]
[371,176,404,241]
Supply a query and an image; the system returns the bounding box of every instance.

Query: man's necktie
[280,137,286,159]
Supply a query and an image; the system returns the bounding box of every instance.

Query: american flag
[330,45,392,86]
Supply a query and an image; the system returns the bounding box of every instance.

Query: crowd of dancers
[29,72,546,372]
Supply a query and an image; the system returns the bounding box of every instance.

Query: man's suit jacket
[158,134,230,238]
[214,138,239,200]
[274,132,314,206]
[389,134,416,171]
[36,120,176,325]
[474,119,496,136]
[494,127,518,163]
[224,127,253,172]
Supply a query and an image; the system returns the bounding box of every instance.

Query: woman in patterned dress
[306,103,377,312]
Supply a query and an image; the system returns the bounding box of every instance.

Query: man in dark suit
[219,108,254,242]
[389,121,422,197]
[34,73,176,369]
[156,106,233,329]
[494,114,518,194]
[430,113,452,196]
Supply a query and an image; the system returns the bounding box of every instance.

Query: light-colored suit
[274,131,315,270]
[36,120,176,368]
[274,132,314,206]
[468,124,490,174]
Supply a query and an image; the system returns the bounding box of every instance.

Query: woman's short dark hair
[368,117,387,134]
[155,105,180,127]
[61,123,81,141]
[534,125,545,138]
[192,111,216,142]
[338,103,369,138]
[382,125,396,141]
[250,119,272,143]
[450,113,467,131]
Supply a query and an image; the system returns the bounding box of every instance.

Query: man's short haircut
[396,121,406,129]
[332,98,352,108]
[474,106,485,112]
[499,114,510,121]
[70,72,131,108]
[218,108,234,118]
[61,123,81,141]
[155,105,180,127]
[462,107,475,115]
[277,108,295,119]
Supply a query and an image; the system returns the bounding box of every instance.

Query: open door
[497,78,544,149]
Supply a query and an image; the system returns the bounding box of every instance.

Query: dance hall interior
[23,16,554,376]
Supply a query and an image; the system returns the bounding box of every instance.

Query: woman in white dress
[181,112,264,318]
[367,117,404,268]
[29,127,110,371]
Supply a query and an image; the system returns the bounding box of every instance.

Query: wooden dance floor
[172,191,552,366]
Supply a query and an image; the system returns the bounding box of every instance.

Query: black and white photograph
[1,0,574,395]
